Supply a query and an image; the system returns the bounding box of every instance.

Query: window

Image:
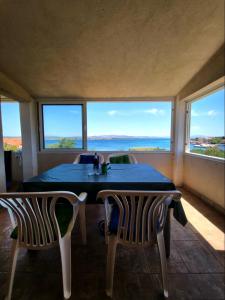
[41,104,83,149]
[40,101,173,152]
[87,102,172,151]
[0,100,22,151]
[187,88,225,159]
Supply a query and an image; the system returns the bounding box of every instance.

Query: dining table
[23,163,187,257]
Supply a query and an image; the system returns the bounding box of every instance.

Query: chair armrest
[172,191,182,202]
[104,198,112,227]
[78,192,88,203]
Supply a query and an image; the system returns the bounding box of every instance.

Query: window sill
[38,150,173,154]
[39,148,85,153]
[91,150,173,154]
[185,151,225,163]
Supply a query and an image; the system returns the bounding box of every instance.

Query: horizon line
[3,135,224,139]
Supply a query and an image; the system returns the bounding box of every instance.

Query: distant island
[190,136,225,146]
[44,135,170,140]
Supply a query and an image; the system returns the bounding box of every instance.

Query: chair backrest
[73,153,104,164]
[107,153,138,164]
[0,191,80,249]
[97,190,181,245]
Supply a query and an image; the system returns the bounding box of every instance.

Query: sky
[1,102,21,137]
[43,104,83,137]
[190,88,224,137]
[0,88,224,138]
[87,102,171,137]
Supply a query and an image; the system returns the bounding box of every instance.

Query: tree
[49,138,75,148]
[210,137,223,144]
[4,143,19,151]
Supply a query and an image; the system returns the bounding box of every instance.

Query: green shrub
[210,137,223,144]
[191,147,225,158]
[3,143,19,151]
[48,138,75,149]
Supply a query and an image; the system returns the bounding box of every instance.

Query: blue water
[190,144,225,151]
[219,144,225,150]
[88,138,171,151]
[44,138,225,151]
[45,138,171,151]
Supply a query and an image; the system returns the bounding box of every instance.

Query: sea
[44,138,225,151]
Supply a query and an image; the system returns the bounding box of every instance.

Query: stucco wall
[37,152,173,179]
[0,71,32,102]
[0,1,224,98]
[178,44,225,213]
[179,44,224,100]
[183,154,225,212]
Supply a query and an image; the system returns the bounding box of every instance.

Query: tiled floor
[0,189,224,300]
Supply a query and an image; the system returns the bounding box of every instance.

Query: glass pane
[42,104,83,149]
[1,101,22,151]
[87,102,172,151]
[189,88,225,159]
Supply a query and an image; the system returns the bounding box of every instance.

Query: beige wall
[177,44,225,213]
[38,152,173,179]
[0,103,6,191]
[0,1,224,99]
[0,71,32,102]
[183,154,225,212]
[179,44,224,100]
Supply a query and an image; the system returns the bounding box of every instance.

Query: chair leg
[106,236,117,297]
[59,235,72,299]
[79,203,87,245]
[157,230,169,298]
[104,222,109,245]
[5,240,19,300]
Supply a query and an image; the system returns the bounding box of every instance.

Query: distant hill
[3,137,22,147]
[45,135,170,140]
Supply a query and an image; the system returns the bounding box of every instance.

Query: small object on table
[101,162,109,175]
[93,152,100,175]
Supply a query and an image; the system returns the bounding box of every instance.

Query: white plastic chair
[73,152,104,164]
[97,190,182,298]
[107,153,138,164]
[0,191,87,300]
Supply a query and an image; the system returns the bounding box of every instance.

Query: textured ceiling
[0,0,224,98]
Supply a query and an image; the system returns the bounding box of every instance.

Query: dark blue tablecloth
[23,163,187,225]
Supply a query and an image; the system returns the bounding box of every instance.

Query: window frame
[184,80,225,161]
[39,101,87,152]
[38,98,174,153]
[0,99,22,151]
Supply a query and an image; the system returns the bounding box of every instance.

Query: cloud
[191,109,219,117]
[107,108,166,117]
[144,108,165,116]
[107,110,137,117]
[207,110,218,117]
[69,110,79,114]
[107,110,118,116]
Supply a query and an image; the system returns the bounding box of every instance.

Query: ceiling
[0,0,224,98]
